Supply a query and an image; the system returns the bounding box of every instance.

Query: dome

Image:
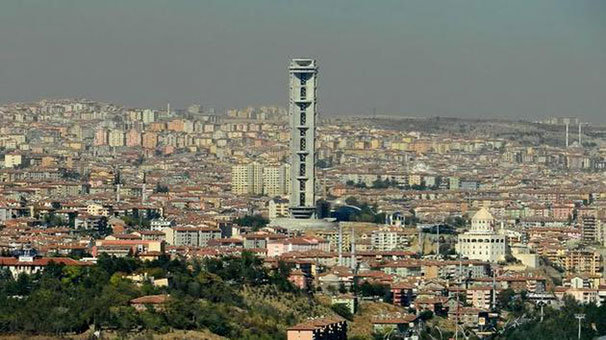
[472,207,494,222]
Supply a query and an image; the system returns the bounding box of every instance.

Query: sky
[0,0,605,122]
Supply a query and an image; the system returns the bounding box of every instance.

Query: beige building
[4,153,22,168]
[142,132,158,149]
[108,129,125,147]
[87,204,109,217]
[142,109,156,124]
[269,198,290,219]
[231,162,264,195]
[263,164,290,197]
[287,318,347,340]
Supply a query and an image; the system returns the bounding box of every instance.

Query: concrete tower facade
[289,59,318,219]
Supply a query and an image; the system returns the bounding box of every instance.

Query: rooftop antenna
[350,226,356,271]
[455,253,462,340]
[322,170,327,200]
[418,228,423,256]
[338,223,343,266]
[575,314,585,340]
[436,223,440,258]
[141,172,147,204]
[492,270,497,309]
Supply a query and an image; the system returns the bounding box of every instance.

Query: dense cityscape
[0,56,604,340]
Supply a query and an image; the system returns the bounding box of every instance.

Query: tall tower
[289,58,318,219]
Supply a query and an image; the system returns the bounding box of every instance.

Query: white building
[289,58,318,219]
[371,227,411,251]
[150,217,174,231]
[142,109,156,124]
[4,153,22,168]
[456,208,507,263]
[268,198,290,220]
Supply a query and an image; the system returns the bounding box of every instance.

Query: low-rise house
[163,226,221,247]
[93,239,163,257]
[371,314,417,334]
[287,317,347,340]
[129,295,169,311]
[390,282,414,307]
[317,266,354,292]
[267,236,329,257]
[0,255,90,277]
[332,294,358,314]
[133,230,166,241]
[447,307,487,327]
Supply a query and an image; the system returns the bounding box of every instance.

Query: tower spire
[288,59,318,219]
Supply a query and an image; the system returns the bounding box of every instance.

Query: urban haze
[0,0,605,121]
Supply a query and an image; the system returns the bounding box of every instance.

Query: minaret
[288,59,318,219]
[565,123,569,148]
[578,123,582,146]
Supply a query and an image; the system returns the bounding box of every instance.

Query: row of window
[459,238,505,243]
[296,75,310,208]
[468,251,505,255]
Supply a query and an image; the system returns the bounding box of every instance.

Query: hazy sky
[0,1,605,122]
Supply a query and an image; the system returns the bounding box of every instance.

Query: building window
[300,138,306,151]
[300,112,306,125]
[299,180,305,191]
[300,74,307,85]
[299,154,306,162]
[299,163,306,176]
[300,193,305,205]
[299,129,306,137]
[300,87,307,99]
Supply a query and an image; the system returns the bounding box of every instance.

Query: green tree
[331,303,353,321]
[233,214,269,231]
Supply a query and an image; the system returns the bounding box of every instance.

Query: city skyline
[1,0,605,122]
[0,1,606,339]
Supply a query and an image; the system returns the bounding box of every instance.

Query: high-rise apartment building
[231,162,263,195]
[108,130,125,147]
[232,163,290,196]
[142,132,158,149]
[289,59,318,219]
[142,109,156,124]
[263,164,290,197]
